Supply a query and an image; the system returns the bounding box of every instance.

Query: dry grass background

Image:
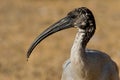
[0,0,120,80]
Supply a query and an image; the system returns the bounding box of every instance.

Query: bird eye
[68,12,77,19]
[70,14,77,19]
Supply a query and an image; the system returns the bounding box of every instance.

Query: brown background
[0,0,120,80]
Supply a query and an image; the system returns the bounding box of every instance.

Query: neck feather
[70,29,93,64]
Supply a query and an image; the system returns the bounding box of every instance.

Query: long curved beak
[27,16,73,59]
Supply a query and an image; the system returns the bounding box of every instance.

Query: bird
[27,7,119,80]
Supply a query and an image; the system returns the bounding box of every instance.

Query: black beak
[27,16,73,59]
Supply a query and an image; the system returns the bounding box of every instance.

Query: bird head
[27,7,96,59]
[67,7,96,33]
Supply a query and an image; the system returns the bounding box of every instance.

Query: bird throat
[70,29,91,65]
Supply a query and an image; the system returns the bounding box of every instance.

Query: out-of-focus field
[0,0,120,80]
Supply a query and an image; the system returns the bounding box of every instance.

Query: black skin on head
[68,7,96,31]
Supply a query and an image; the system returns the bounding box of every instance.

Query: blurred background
[0,0,120,80]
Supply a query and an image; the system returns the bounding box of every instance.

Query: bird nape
[27,7,119,80]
